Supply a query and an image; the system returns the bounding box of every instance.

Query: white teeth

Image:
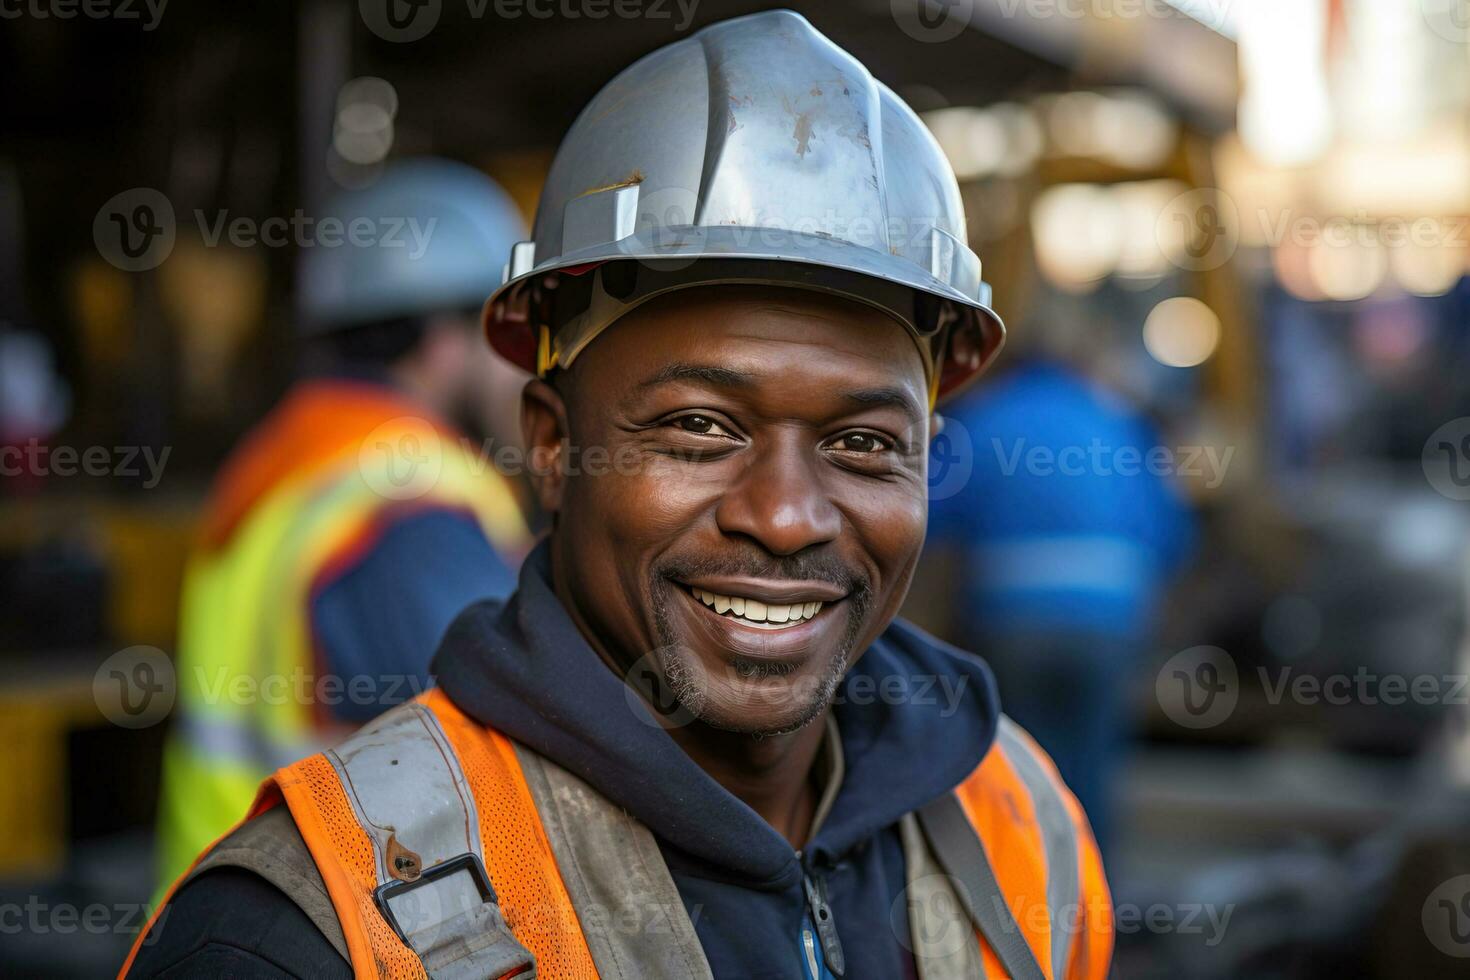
[689,588,825,627]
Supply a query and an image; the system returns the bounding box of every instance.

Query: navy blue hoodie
[432,541,1001,979]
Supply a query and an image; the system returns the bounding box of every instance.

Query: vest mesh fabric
[277,753,428,978]
[423,689,599,977]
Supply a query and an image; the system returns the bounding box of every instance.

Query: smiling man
[124,11,1111,980]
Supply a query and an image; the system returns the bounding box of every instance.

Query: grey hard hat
[299,158,526,334]
[484,9,1003,404]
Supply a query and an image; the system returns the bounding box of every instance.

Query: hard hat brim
[484,226,1005,404]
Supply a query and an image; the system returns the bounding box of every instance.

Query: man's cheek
[626,461,726,522]
[853,492,927,554]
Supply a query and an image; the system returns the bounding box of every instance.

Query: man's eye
[829,432,890,454]
[672,414,727,436]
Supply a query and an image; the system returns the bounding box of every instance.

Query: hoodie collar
[431,540,999,882]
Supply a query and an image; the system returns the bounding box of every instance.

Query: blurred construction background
[6,0,1470,975]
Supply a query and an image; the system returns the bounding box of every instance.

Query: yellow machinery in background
[0,498,196,879]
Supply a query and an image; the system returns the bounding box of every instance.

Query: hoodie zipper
[802,870,846,977]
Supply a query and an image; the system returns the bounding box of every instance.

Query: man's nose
[714,434,842,555]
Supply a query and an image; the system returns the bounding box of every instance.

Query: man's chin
[663,652,843,737]
[692,699,829,738]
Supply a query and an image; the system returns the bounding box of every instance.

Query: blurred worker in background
[919,319,1196,849]
[153,158,532,889]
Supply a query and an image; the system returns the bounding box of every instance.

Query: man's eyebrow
[845,386,926,423]
[636,363,925,421]
[636,363,756,390]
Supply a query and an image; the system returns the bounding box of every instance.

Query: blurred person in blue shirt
[921,346,1197,849]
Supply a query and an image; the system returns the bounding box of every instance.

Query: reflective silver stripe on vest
[326,700,479,880]
[995,717,1081,980]
[324,700,534,980]
[176,708,317,772]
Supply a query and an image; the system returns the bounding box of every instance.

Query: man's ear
[521,377,569,518]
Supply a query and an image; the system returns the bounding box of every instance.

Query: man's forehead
[566,284,929,412]
[637,287,921,360]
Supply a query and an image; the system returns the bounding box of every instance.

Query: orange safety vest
[129,689,1112,979]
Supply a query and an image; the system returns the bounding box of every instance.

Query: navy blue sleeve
[310,508,519,724]
[124,868,349,978]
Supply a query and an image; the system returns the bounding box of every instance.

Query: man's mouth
[685,585,825,631]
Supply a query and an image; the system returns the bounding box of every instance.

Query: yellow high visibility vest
[154,383,529,889]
